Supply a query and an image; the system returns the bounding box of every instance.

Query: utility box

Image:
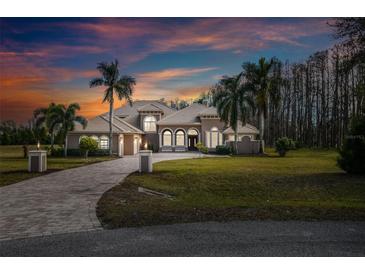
[139,150,152,173]
[28,150,47,172]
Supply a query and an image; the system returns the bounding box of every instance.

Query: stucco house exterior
[67,100,259,156]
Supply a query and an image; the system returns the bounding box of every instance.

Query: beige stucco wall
[157,125,202,148]
[67,133,126,154]
[200,118,226,150]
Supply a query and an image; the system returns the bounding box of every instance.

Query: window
[211,127,219,148]
[188,129,198,136]
[143,116,157,132]
[206,127,223,148]
[100,136,109,149]
[175,130,185,146]
[162,130,172,146]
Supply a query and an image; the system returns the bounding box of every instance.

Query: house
[67,100,259,156]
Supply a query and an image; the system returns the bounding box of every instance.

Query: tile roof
[157,103,208,125]
[113,100,176,127]
[222,123,259,135]
[137,103,164,112]
[198,106,219,116]
[71,115,144,134]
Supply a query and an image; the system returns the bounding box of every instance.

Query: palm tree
[89,59,136,155]
[48,103,87,157]
[33,103,64,150]
[241,57,275,153]
[212,74,254,153]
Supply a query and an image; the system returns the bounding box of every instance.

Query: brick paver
[0,153,207,241]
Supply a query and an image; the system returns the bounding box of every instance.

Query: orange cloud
[138,67,217,81]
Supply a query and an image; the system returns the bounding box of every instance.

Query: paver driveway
[0,153,206,241]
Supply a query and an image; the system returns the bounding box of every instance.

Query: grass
[97,148,365,228]
[0,145,115,187]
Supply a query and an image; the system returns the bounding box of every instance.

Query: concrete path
[1,221,364,256]
[0,153,208,241]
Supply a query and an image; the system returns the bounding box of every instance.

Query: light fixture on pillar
[144,141,148,150]
[37,141,40,150]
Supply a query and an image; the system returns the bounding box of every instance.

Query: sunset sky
[0,18,334,124]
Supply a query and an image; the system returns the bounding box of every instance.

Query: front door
[188,135,198,150]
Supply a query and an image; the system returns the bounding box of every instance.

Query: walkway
[0,153,206,241]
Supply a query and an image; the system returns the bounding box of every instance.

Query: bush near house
[338,116,365,174]
[79,137,98,159]
[215,145,231,155]
[196,142,209,154]
[275,137,295,157]
[51,148,110,157]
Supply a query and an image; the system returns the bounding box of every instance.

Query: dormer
[137,103,164,132]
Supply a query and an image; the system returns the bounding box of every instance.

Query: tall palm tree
[242,57,275,153]
[212,74,254,153]
[33,102,64,150]
[48,103,87,157]
[89,59,136,155]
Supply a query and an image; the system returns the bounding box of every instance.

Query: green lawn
[97,149,365,228]
[0,145,115,187]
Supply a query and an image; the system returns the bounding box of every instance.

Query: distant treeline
[262,47,364,147]
[0,120,51,145]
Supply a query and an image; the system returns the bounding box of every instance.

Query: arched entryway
[187,128,199,150]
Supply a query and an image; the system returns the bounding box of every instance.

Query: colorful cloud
[0,18,334,123]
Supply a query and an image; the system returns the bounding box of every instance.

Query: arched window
[205,127,223,148]
[175,130,185,146]
[211,127,219,148]
[143,116,157,132]
[188,129,198,136]
[162,130,172,146]
[100,136,109,149]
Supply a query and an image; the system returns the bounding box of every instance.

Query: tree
[338,115,365,174]
[211,74,254,153]
[89,59,136,155]
[241,57,276,153]
[79,136,98,159]
[48,103,87,157]
[33,103,63,150]
[330,18,365,65]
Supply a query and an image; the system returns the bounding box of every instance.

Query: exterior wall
[200,118,226,151]
[67,133,139,155]
[227,136,260,154]
[142,133,159,152]
[225,133,257,142]
[67,133,115,151]
[157,125,202,152]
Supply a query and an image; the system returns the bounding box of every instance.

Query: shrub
[51,148,109,157]
[196,142,209,154]
[147,143,158,153]
[289,139,297,150]
[215,145,231,155]
[275,137,294,157]
[338,116,365,174]
[79,136,98,159]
